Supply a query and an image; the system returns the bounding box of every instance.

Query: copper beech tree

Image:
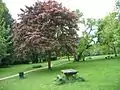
[12,0,80,69]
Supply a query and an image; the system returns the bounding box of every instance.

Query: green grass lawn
[1,57,120,90]
[85,54,115,61]
[0,58,70,78]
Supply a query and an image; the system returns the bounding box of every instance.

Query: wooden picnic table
[61,69,78,78]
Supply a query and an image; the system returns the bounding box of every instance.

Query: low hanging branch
[12,0,80,69]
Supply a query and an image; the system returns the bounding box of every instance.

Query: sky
[3,0,116,20]
[2,0,116,36]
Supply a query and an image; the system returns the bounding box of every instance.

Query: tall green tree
[76,18,96,61]
[0,0,13,66]
[97,12,119,56]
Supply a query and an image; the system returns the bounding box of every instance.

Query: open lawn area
[0,57,120,90]
[0,58,70,79]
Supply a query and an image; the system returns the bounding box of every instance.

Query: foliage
[0,0,13,66]
[76,18,96,61]
[12,0,80,68]
[0,36,7,57]
[97,12,119,56]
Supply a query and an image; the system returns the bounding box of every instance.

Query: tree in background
[115,0,120,54]
[12,0,80,69]
[97,12,119,56]
[76,18,96,61]
[0,0,13,66]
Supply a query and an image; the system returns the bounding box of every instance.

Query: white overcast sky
[3,0,116,20]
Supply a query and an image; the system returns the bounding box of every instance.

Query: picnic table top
[61,69,78,74]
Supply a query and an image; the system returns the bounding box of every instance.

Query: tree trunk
[83,56,85,61]
[32,53,39,63]
[76,52,82,62]
[47,51,51,69]
[113,46,117,57]
[39,58,42,63]
[67,54,70,61]
[48,59,51,69]
[74,54,77,62]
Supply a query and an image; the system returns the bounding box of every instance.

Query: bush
[32,65,42,68]
[12,59,30,65]
[0,55,11,67]
[51,56,57,61]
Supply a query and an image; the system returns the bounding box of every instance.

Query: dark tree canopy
[12,0,80,68]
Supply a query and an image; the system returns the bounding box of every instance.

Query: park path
[0,61,71,81]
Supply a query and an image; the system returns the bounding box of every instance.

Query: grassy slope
[0,59,70,78]
[0,57,120,90]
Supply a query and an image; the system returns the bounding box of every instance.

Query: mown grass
[0,57,120,90]
[0,58,70,78]
[85,54,115,60]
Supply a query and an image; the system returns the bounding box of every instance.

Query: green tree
[76,18,96,61]
[0,0,13,66]
[97,12,119,56]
